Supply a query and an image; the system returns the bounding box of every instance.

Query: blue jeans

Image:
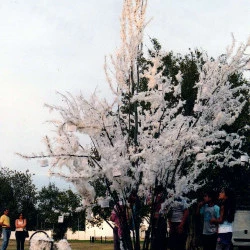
[216,233,232,250]
[2,228,11,250]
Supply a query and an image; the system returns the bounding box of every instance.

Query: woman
[15,212,27,250]
[210,188,236,250]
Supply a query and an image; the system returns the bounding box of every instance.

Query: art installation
[19,0,250,249]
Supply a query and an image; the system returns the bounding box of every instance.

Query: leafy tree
[37,183,84,240]
[160,48,250,193]
[37,183,61,229]
[0,172,15,214]
[0,167,37,230]
[19,0,250,249]
[158,49,250,248]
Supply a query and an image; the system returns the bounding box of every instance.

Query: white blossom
[19,0,250,228]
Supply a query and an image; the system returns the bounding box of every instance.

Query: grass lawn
[68,240,114,250]
[0,239,114,250]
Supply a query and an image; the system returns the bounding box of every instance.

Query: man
[0,208,11,250]
[168,197,189,250]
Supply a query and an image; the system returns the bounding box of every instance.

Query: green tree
[0,173,15,213]
[163,49,250,193]
[139,40,250,198]
[37,183,84,240]
[37,183,61,229]
[0,167,38,230]
[19,1,249,249]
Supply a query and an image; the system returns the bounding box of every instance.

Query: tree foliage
[0,167,84,234]
[0,167,37,229]
[37,183,84,239]
[19,0,250,249]
[160,47,250,195]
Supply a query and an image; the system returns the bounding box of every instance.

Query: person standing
[15,212,27,250]
[110,202,125,250]
[168,197,189,250]
[0,208,11,250]
[197,190,220,250]
[210,188,236,250]
[151,185,167,250]
[110,206,121,250]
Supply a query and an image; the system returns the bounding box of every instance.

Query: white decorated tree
[19,0,250,249]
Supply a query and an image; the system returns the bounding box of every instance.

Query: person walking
[0,208,11,250]
[197,190,220,250]
[210,188,236,250]
[15,212,27,250]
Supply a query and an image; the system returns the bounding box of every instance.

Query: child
[197,190,220,250]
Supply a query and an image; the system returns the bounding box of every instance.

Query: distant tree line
[0,167,85,240]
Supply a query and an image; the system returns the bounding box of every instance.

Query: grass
[0,239,114,250]
[68,240,114,250]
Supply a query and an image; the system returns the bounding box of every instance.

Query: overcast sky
[0,0,249,190]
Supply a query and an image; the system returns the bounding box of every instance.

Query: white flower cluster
[29,235,71,250]
[29,234,53,250]
[54,239,72,250]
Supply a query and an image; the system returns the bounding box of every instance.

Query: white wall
[7,220,148,241]
[7,221,113,241]
[67,221,113,240]
[9,230,53,240]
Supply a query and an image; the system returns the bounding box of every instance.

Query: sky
[0,0,249,190]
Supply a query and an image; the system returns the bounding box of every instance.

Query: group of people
[110,191,142,250]
[151,185,189,250]
[110,187,236,250]
[198,188,236,250]
[0,209,28,250]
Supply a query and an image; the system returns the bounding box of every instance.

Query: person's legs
[152,217,167,250]
[210,233,218,250]
[1,228,7,250]
[2,228,11,250]
[168,222,188,250]
[16,231,20,250]
[20,239,25,250]
[16,240,21,250]
[202,234,217,250]
[168,223,179,250]
[216,233,233,250]
[215,242,224,250]
[176,232,187,250]
[6,229,11,248]
[113,227,120,250]
[202,234,210,250]
[224,245,231,250]
[20,232,25,250]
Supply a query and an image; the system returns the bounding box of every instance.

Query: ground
[0,239,114,250]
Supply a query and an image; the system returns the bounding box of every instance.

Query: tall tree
[19,0,250,249]
[0,167,37,229]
